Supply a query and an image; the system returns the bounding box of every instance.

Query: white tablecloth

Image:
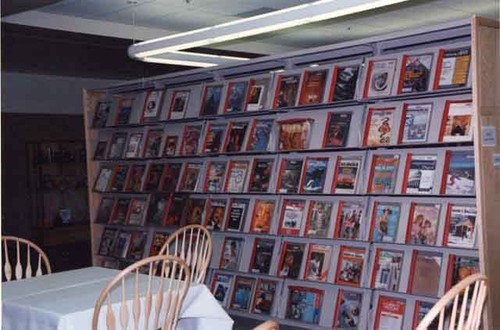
[2,267,233,330]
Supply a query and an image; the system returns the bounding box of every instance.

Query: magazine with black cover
[112,231,132,258]
[226,198,249,231]
[224,121,248,153]
[248,158,274,192]
[330,65,360,101]
[250,238,275,274]
[277,241,305,279]
[165,195,186,226]
[322,112,352,148]
[93,140,108,160]
[96,197,115,224]
[142,163,164,192]
[92,101,111,128]
[158,163,182,193]
[200,84,223,116]
[168,90,190,120]
[273,74,300,108]
[146,194,170,226]
[277,159,303,193]
[203,123,226,154]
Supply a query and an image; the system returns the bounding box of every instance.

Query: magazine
[98,228,118,256]
[163,135,178,156]
[368,154,400,194]
[184,198,206,225]
[441,150,475,195]
[211,272,234,307]
[179,162,202,192]
[219,237,244,271]
[250,199,275,233]
[205,199,227,231]
[250,238,275,274]
[305,200,333,238]
[370,202,401,243]
[108,132,128,159]
[403,154,437,194]
[109,165,128,192]
[126,231,148,260]
[126,197,148,226]
[273,74,300,108]
[169,90,190,120]
[399,54,433,93]
[109,198,131,225]
[246,119,274,152]
[331,65,359,101]
[142,164,164,191]
[323,112,352,148]
[94,167,113,192]
[440,100,473,142]
[277,159,303,193]
[335,246,366,287]
[336,201,365,240]
[204,161,227,193]
[279,199,306,236]
[252,279,277,314]
[406,203,441,246]
[125,133,143,158]
[285,287,323,324]
[446,255,479,290]
[399,103,432,143]
[124,164,146,192]
[92,101,111,128]
[115,98,134,125]
[435,47,471,89]
[224,121,248,153]
[334,289,363,329]
[149,232,169,256]
[277,119,313,151]
[141,90,163,123]
[226,199,249,231]
[95,197,115,224]
[230,277,256,311]
[112,231,132,258]
[248,158,274,192]
[93,140,108,160]
[158,163,182,193]
[408,251,443,297]
[298,69,327,105]
[145,194,170,226]
[200,84,223,116]
[332,157,362,194]
[246,78,269,111]
[224,81,248,113]
[364,59,397,98]
[304,244,331,282]
[165,196,186,226]
[363,107,395,146]
[278,242,305,279]
[371,249,404,291]
[374,296,406,330]
[301,157,329,193]
[444,204,476,248]
[203,123,226,154]
[412,301,438,329]
[224,161,249,193]
[181,125,202,156]
[143,129,163,158]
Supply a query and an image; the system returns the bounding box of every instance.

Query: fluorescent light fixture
[129,0,410,64]
[143,50,250,67]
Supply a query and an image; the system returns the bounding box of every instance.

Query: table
[2,267,233,330]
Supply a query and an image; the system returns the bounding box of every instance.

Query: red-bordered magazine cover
[299,156,328,194]
[108,165,127,192]
[444,254,456,292]
[367,201,380,241]
[278,199,305,236]
[369,248,403,290]
[229,276,256,311]
[141,129,163,158]
[303,244,331,282]
[223,82,235,114]
[406,250,419,294]
[441,203,454,248]
[125,196,150,226]
[373,295,406,329]
[223,160,249,193]
[396,54,409,95]
[400,153,414,194]
[298,69,327,105]
[365,156,378,194]
[362,60,374,99]
[330,156,343,193]
[362,107,396,147]
[440,150,452,194]
[199,85,209,116]
[432,49,446,91]
[161,193,175,226]
[328,65,341,102]
[114,97,134,126]
[397,103,410,144]
[139,89,164,123]
[271,75,284,109]
[274,158,287,193]
[334,245,365,287]
[438,99,473,142]
[179,125,189,156]
[200,122,213,154]
[249,199,275,234]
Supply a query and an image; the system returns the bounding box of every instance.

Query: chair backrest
[2,235,52,281]
[253,320,280,330]
[417,273,488,330]
[159,225,212,284]
[92,255,191,330]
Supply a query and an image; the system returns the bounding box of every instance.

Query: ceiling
[1,0,499,76]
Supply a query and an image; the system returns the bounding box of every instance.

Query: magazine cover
[125,133,143,158]
[398,54,433,93]
[224,160,249,193]
[143,129,163,158]
[332,157,362,194]
[435,47,471,90]
[211,272,234,307]
[149,232,169,256]
[205,199,227,231]
[203,123,226,154]
[298,69,328,105]
[250,199,275,233]
[200,84,223,116]
[370,202,401,243]
[412,301,438,329]
[446,255,479,290]
[402,154,437,194]
[180,125,202,156]
[219,237,244,271]
[330,65,359,102]
[444,204,477,248]
[165,195,186,226]
[441,150,475,195]
[142,164,164,191]
[98,228,118,256]
[277,119,313,151]
[279,199,306,236]
[141,90,164,123]
[363,59,397,98]
[109,165,128,192]
[93,140,108,160]
[371,249,404,291]
[204,161,227,193]
[126,197,148,226]
[301,157,329,193]
[95,197,115,224]
[250,238,275,274]
[305,200,333,238]
[224,81,248,113]
[408,251,443,297]
[108,132,128,159]
[374,296,406,330]
[115,98,134,125]
[439,100,473,142]
[163,135,179,156]
[285,286,323,324]
[273,74,300,108]
[335,201,365,240]
[304,244,332,282]
[333,289,363,329]
[179,162,202,192]
[184,198,207,225]
[145,194,170,226]
[252,279,277,314]
[399,103,432,143]
[224,121,248,153]
[335,246,366,287]
[92,101,111,128]
[94,167,113,192]
[226,198,249,231]
[109,198,131,225]
[363,107,395,146]
[230,277,256,311]
[168,90,190,120]
[368,154,400,194]
[406,203,441,246]
[246,119,274,152]
[323,112,352,148]
[158,163,182,193]
[112,231,132,258]
[126,231,148,260]
[277,159,303,193]
[246,78,269,111]
[248,158,274,192]
[278,242,305,279]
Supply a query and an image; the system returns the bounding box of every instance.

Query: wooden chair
[417,273,488,330]
[2,235,52,281]
[158,224,212,284]
[253,320,280,330]
[92,255,191,330]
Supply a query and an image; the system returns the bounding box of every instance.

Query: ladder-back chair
[2,235,52,281]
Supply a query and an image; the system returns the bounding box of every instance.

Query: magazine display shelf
[83,17,500,329]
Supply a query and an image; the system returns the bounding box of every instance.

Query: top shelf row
[90,42,472,129]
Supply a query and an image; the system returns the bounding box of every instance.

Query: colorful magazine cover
[336,201,365,240]
[230,277,256,311]
[278,242,305,279]
[335,246,366,287]
[331,65,359,101]
[250,238,275,274]
[371,249,404,291]
[435,47,471,89]
[142,163,164,191]
[126,231,148,260]
[179,162,202,192]
[246,78,269,111]
[224,121,248,153]
[305,200,333,238]
[440,100,473,142]
[225,161,249,193]
[368,154,400,194]
[248,158,274,192]
[374,296,406,330]
[399,103,432,143]
[250,199,275,233]
[332,157,362,194]
[285,287,323,324]
[279,199,306,236]
[109,165,129,192]
[125,133,143,158]
[298,69,327,105]
[203,123,226,154]
[158,163,182,193]
[108,132,128,159]
[124,164,146,192]
[445,204,476,248]
[165,195,186,226]
[252,279,277,314]
[273,74,300,108]
[406,203,441,245]
[403,154,437,194]
[163,135,179,156]
[304,244,331,282]
[301,157,328,193]
[143,129,163,158]
[412,301,438,329]
[98,228,118,256]
[219,237,244,271]
[206,199,227,231]
[442,150,475,195]
[184,198,207,225]
[169,90,190,120]
[204,161,227,193]
[211,272,234,307]
[109,198,130,225]
[95,197,115,224]
[126,197,148,226]
[446,255,479,290]
[364,107,395,146]
[226,199,249,231]
[200,84,222,116]
[224,81,248,113]
[364,59,397,98]
[146,194,169,226]
[333,289,363,329]
[141,90,163,123]
[277,159,303,193]
[399,53,433,93]
[115,98,134,125]
[149,232,169,256]
[370,202,401,243]
[277,119,313,151]
[181,125,202,155]
[323,112,352,148]
[92,101,111,128]
[246,119,274,152]
[409,251,443,297]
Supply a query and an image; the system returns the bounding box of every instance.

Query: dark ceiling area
[1,0,62,17]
